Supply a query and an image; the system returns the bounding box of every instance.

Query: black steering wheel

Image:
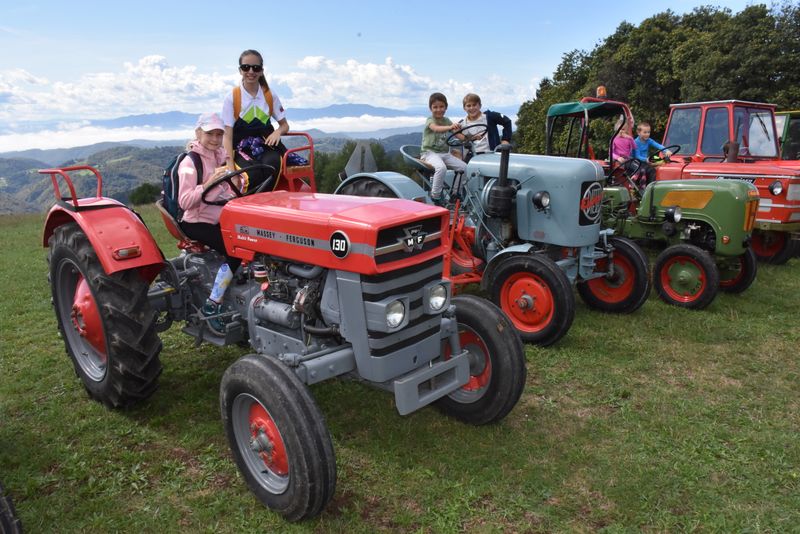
[446,124,489,148]
[201,163,275,206]
[648,144,681,163]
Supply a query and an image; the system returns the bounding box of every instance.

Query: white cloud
[0,125,194,152]
[0,55,530,150]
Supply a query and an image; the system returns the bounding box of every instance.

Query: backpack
[161,151,203,221]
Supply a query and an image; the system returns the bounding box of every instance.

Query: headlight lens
[665,206,682,223]
[386,300,405,328]
[429,284,447,312]
[769,180,783,196]
[533,191,551,209]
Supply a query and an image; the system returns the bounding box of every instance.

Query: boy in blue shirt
[632,122,672,185]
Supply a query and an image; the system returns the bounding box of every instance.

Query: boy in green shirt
[420,92,466,204]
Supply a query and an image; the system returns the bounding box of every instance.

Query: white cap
[196,112,224,132]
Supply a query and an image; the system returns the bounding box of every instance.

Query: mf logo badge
[329,231,350,259]
[579,181,603,225]
[401,226,427,252]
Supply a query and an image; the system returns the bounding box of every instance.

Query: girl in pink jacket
[178,113,239,335]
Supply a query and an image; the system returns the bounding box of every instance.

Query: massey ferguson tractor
[336,141,652,347]
[40,137,526,521]
[546,99,761,309]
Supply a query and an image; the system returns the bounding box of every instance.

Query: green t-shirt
[421,116,453,153]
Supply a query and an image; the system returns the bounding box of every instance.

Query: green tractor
[546,99,760,309]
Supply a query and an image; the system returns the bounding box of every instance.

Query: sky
[0,0,756,151]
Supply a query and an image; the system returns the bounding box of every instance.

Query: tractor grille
[361,256,444,357]
[374,216,443,265]
[744,199,758,231]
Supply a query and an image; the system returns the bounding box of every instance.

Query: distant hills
[0,131,423,215]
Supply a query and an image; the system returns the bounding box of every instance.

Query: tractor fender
[43,201,164,280]
[479,243,536,291]
[335,171,429,202]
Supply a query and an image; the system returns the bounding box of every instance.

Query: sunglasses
[239,64,264,73]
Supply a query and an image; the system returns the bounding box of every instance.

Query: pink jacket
[178,141,230,224]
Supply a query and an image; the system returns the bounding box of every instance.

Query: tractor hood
[218,192,449,275]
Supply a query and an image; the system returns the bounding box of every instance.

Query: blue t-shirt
[633,137,666,161]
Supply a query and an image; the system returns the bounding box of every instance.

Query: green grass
[2,205,799,533]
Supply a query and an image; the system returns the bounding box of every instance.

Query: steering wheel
[201,163,275,206]
[648,144,681,163]
[446,124,489,148]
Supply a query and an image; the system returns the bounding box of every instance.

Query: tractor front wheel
[577,236,651,313]
[653,244,720,309]
[220,354,336,521]
[489,254,575,346]
[48,223,162,408]
[719,248,758,294]
[751,230,794,265]
[435,295,526,425]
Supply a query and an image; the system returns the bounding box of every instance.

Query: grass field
[1,205,799,533]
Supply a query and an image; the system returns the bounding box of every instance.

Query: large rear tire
[488,254,575,346]
[435,295,526,425]
[0,481,22,534]
[653,244,719,309]
[577,236,651,313]
[48,223,162,408]
[751,230,794,265]
[719,248,758,294]
[220,355,336,521]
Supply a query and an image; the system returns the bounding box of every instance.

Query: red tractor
[40,135,526,521]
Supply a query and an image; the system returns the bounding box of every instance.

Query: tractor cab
[545,97,636,178]
[663,100,781,163]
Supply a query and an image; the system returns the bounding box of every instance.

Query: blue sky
[0,0,755,150]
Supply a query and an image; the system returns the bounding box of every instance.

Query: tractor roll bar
[39,166,104,210]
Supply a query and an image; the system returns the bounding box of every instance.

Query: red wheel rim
[499,272,554,333]
[585,255,635,304]
[443,327,491,400]
[71,275,107,357]
[719,256,745,288]
[659,255,707,303]
[752,231,786,257]
[249,402,289,476]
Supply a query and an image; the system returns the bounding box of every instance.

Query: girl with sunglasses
[221,49,289,193]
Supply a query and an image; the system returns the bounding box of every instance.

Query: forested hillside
[515,3,800,154]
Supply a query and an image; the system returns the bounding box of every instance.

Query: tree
[129,182,161,205]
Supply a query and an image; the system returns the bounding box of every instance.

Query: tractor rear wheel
[577,236,651,313]
[336,176,396,198]
[751,230,794,265]
[719,248,758,294]
[48,223,162,408]
[489,254,574,346]
[435,295,526,425]
[653,244,719,310]
[220,354,336,521]
[0,481,22,534]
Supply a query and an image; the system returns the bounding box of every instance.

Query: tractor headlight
[386,300,406,329]
[533,191,551,210]
[665,206,682,223]
[428,284,447,312]
[769,180,783,196]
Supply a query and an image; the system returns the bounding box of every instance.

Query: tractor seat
[155,199,208,253]
[400,145,434,176]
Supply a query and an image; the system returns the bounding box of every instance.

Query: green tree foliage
[515,3,800,154]
[313,141,420,193]
[129,182,161,205]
